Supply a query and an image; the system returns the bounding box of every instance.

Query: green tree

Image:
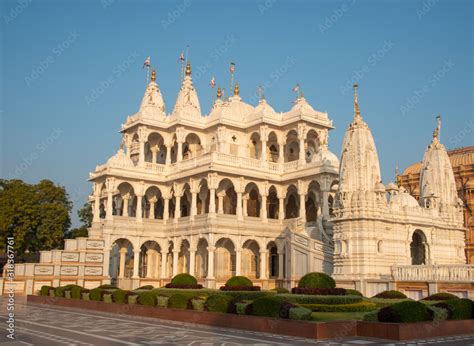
[66,203,92,239]
[0,179,72,254]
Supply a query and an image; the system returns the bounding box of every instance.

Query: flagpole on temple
[229,62,235,100]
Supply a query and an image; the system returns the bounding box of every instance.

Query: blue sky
[1,0,473,227]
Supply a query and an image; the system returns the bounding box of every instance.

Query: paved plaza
[0,297,473,345]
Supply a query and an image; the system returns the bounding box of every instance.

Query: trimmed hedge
[90,288,103,301]
[271,287,290,294]
[156,295,169,308]
[55,285,81,298]
[138,291,156,306]
[103,293,113,303]
[170,273,198,286]
[112,289,129,304]
[427,305,449,321]
[216,290,274,301]
[151,288,215,299]
[363,310,379,322]
[289,307,312,320]
[346,289,363,297]
[422,292,460,301]
[190,297,206,311]
[369,297,411,308]
[442,299,473,320]
[40,285,53,296]
[225,276,253,287]
[378,301,431,323]
[98,284,118,289]
[126,291,138,304]
[70,286,84,299]
[298,272,335,289]
[168,294,188,309]
[291,287,346,295]
[137,285,154,290]
[251,296,285,318]
[300,301,377,312]
[373,290,407,299]
[205,294,234,313]
[235,302,252,315]
[277,294,362,305]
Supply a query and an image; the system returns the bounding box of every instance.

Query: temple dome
[314,146,339,166]
[392,189,419,208]
[139,70,165,117]
[107,148,134,167]
[254,98,276,117]
[290,96,316,114]
[172,62,201,117]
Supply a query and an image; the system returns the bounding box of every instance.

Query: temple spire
[353,83,361,118]
[436,112,441,140]
[234,82,239,96]
[185,61,191,76]
[151,69,156,82]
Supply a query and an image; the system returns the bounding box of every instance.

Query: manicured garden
[39,272,474,323]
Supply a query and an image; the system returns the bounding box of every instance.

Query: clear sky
[1,0,473,227]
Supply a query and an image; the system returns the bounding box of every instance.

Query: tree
[0,179,72,254]
[66,203,92,239]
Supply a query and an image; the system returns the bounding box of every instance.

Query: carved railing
[392,264,474,282]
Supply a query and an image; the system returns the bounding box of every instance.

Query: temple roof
[403,146,474,175]
[172,61,201,117]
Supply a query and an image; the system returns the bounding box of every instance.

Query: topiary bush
[90,288,103,301]
[112,289,129,304]
[138,291,156,306]
[71,286,84,299]
[346,289,363,297]
[168,293,189,309]
[271,287,290,294]
[250,296,285,318]
[297,272,336,289]
[205,294,234,313]
[126,291,138,304]
[301,301,377,312]
[98,284,118,289]
[373,290,407,299]
[378,301,431,323]
[277,293,362,305]
[137,285,154,290]
[169,273,198,286]
[442,299,473,320]
[40,285,53,296]
[225,276,253,287]
[289,306,312,320]
[427,305,449,321]
[422,292,460,301]
[235,302,252,315]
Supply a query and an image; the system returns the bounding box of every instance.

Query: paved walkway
[1,297,473,345]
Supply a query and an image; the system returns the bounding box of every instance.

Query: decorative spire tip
[234,82,239,96]
[185,61,191,76]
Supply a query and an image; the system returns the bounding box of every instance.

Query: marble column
[209,188,216,214]
[299,193,306,222]
[163,198,170,222]
[149,197,157,219]
[207,247,215,279]
[235,250,242,276]
[236,191,243,220]
[322,190,330,217]
[122,195,130,217]
[174,195,181,219]
[261,140,267,162]
[160,252,167,278]
[278,251,284,279]
[260,251,268,279]
[93,195,100,222]
[136,194,143,222]
[165,144,172,165]
[172,250,179,276]
[118,248,127,279]
[217,192,225,214]
[177,140,183,162]
[189,249,196,276]
[278,196,285,220]
[191,191,197,219]
[260,194,268,222]
[278,141,285,164]
[106,191,114,221]
[132,250,140,278]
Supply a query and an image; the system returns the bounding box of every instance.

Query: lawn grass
[310,311,368,322]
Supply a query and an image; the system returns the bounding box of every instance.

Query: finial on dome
[234,82,239,96]
[436,112,441,140]
[217,86,222,99]
[185,61,191,76]
[433,128,438,139]
[353,83,361,117]
[151,69,156,82]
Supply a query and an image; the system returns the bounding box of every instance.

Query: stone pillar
[93,195,100,222]
[119,248,127,279]
[209,188,216,215]
[149,196,157,219]
[322,190,330,217]
[217,191,225,214]
[299,137,305,163]
[174,195,182,219]
[299,192,306,222]
[122,194,130,217]
[132,250,140,278]
[163,198,170,222]
[165,144,172,165]
[136,194,143,222]
[172,250,179,276]
[235,250,242,276]
[146,250,153,278]
[278,191,285,220]
[106,191,114,221]
[207,247,215,279]
[260,194,268,222]
[278,251,284,279]
[261,139,267,162]
[103,247,110,278]
[160,252,167,278]
[236,191,243,220]
[242,196,248,217]
[278,140,285,164]
[139,139,146,167]
[260,251,268,279]
[189,249,196,276]
[177,140,183,162]
[190,190,198,219]
[151,147,158,163]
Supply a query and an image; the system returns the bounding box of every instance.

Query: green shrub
[378,301,431,323]
[271,287,290,294]
[190,298,206,311]
[205,294,234,313]
[427,306,449,321]
[168,293,188,309]
[103,293,113,303]
[156,295,169,308]
[277,294,362,305]
[71,286,83,299]
[235,302,251,315]
[369,297,411,308]
[170,273,198,286]
[138,291,156,306]
[219,290,274,301]
[151,288,215,299]
[112,289,129,304]
[289,307,312,320]
[346,289,363,297]
[251,296,285,318]
[54,286,67,298]
[40,285,53,296]
[373,290,407,299]
[98,284,118,289]
[298,272,335,289]
[422,292,460,301]
[363,310,379,322]
[301,301,377,312]
[444,299,473,320]
[225,276,253,287]
[137,285,154,290]
[90,288,103,301]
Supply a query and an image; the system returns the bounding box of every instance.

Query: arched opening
[139,241,161,278]
[242,240,260,278]
[411,230,427,265]
[178,240,190,274]
[218,179,236,215]
[267,241,278,278]
[116,183,136,217]
[306,181,321,222]
[267,185,279,219]
[144,186,164,219]
[197,179,210,215]
[180,183,191,217]
[183,133,203,160]
[130,133,140,166]
[215,238,236,279]
[267,131,279,163]
[285,185,299,219]
[109,238,134,281]
[170,135,178,164]
[249,132,262,159]
[196,238,208,278]
[166,242,173,278]
[245,183,260,217]
[305,130,319,163]
[285,130,299,162]
[145,132,165,164]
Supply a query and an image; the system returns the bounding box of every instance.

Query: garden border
[27,295,474,341]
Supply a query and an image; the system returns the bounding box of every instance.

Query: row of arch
[110,237,286,281]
